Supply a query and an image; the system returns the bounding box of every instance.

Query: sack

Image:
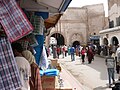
[112,82,120,90]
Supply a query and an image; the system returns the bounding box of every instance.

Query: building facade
[46,4,105,47]
[100,0,120,46]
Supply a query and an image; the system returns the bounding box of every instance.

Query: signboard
[90,36,100,40]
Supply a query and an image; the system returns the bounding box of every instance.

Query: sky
[69,0,108,17]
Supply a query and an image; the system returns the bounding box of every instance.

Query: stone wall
[46,4,105,46]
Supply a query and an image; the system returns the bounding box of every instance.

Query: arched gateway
[51,33,65,45]
[111,36,119,46]
[103,38,108,45]
[72,41,80,47]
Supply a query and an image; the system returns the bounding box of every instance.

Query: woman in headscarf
[87,46,94,64]
[22,50,36,65]
[22,50,42,90]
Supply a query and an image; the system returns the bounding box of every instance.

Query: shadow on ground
[93,86,110,90]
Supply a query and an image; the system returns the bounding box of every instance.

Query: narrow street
[49,55,118,90]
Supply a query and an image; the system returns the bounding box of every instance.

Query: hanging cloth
[40,45,49,71]
[34,35,44,65]
[0,37,22,90]
[0,0,33,42]
[30,15,44,35]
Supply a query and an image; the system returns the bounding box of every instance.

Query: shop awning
[44,13,62,29]
[20,0,72,30]
[20,0,72,13]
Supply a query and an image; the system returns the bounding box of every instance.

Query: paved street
[49,54,119,90]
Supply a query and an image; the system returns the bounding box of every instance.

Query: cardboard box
[41,75,56,90]
[51,59,58,67]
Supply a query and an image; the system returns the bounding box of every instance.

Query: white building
[100,0,120,46]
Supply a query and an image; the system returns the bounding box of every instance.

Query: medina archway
[103,38,108,45]
[72,41,80,48]
[51,33,64,45]
[111,36,119,46]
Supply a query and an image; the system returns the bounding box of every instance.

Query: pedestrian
[70,46,75,61]
[53,45,57,59]
[61,45,65,58]
[115,45,120,80]
[81,47,86,64]
[64,45,68,57]
[68,45,71,55]
[56,46,60,59]
[11,43,31,90]
[76,48,79,56]
[105,51,115,88]
[78,45,81,57]
[87,46,94,64]
[22,50,42,90]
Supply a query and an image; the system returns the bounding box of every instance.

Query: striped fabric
[0,37,22,90]
[30,15,44,35]
[18,40,29,50]
[0,0,33,42]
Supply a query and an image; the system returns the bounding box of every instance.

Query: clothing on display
[40,45,49,71]
[17,40,29,50]
[0,37,22,90]
[30,15,44,35]
[34,35,44,65]
[0,0,33,42]
[30,63,42,90]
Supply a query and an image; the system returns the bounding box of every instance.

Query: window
[109,20,114,28]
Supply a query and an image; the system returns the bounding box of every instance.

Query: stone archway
[103,38,108,45]
[72,41,80,48]
[111,36,119,46]
[51,33,65,45]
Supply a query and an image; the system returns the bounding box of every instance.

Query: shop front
[0,0,72,90]
[90,35,100,45]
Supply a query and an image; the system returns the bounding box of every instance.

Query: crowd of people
[45,43,120,89]
[47,44,96,64]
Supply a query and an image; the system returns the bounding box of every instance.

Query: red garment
[87,49,94,63]
[30,63,42,90]
[62,47,65,52]
[57,47,60,53]
[81,49,86,55]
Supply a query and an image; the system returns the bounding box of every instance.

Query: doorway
[111,36,119,46]
[51,33,65,46]
[72,41,80,48]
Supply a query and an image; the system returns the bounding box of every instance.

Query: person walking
[81,47,86,64]
[115,45,120,80]
[56,46,60,59]
[68,45,71,55]
[64,45,68,57]
[61,45,65,58]
[87,46,94,64]
[70,46,75,61]
[105,51,115,88]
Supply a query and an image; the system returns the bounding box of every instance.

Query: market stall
[0,0,72,90]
